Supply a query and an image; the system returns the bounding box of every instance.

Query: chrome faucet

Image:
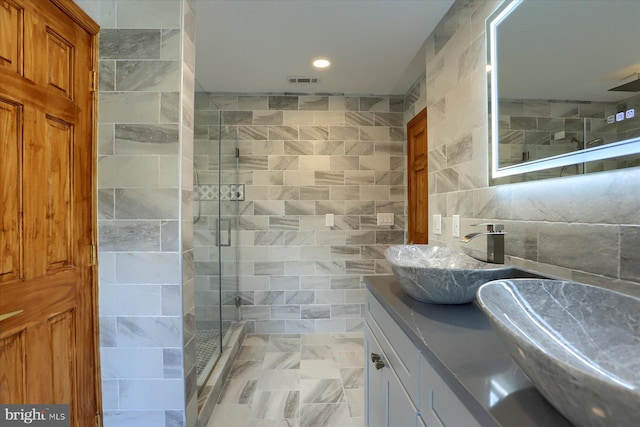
[460,223,506,264]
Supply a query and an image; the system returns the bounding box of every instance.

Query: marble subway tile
[359,97,387,112]
[299,96,329,111]
[300,186,330,200]
[99,29,161,59]
[114,189,179,220]
[253,110,283,125]
[99,220,160,251]
[538,223,619,277]
[160,92,180,123]
[270,126,299,140]
[99,60,115,91]
[269,96,299,110]
[299,126,330,140]
[329,126,359,141]
[314,141,344,155]
[238,96,268,110]
[284,141,314,155]
[620,226,640,282]
[116,60,180,92]
[116,316,181,348]
[160,29,179,60]
[99,92,160,123]
[115,124,179,155]
[301,305,330,320]
[345,112,373,126]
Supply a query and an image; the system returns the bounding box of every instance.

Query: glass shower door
[193,86,239,392]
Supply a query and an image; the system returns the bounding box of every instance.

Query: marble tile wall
[423,0,640,297]
[199,94,407,333]
[78,1,195,426]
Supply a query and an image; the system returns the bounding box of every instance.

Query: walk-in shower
[193,81,240,392]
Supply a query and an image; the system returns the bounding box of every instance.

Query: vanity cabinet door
[420,355,480,427]
[388,366,419,427]
[365,324,419,427]
[365,325,387,427]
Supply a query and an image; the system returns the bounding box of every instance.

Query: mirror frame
[488,0,640,180]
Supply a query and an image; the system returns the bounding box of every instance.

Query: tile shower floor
[206,332,365,427]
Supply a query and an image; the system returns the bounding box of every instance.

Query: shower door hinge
[235,147,240,158]
[235,296,242,308]
[522,151,530,161]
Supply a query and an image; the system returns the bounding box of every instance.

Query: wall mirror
[488,0,640,183]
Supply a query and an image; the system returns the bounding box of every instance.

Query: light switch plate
[433,214,442,235]
[452,215,460,238]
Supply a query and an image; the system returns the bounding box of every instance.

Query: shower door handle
[218,218,232,247]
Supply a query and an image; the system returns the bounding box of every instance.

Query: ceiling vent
[288,76,319,84]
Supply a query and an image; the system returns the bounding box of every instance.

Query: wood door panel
[0,0,23,74]
[0,98,23,283]
[407,109,428,244]
[50,310,77,409]
[415,168,427,236]
[46,115,74,271]
[45,27,73,99]
[0,330,26,404]
[0,1,99,425]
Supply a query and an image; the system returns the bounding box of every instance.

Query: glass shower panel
[193,83,239,391]
[219,119,239,347]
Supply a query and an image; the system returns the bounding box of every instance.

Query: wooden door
[0,1,100,425]
[407,108,428,244]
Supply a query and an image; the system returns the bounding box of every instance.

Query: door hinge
[90,244,97,266]
[94,414,102,427]
[235,296,242,308]
[90,70,97,92]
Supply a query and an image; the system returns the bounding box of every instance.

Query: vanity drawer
[366,291,420,404]
[420,355,481,427]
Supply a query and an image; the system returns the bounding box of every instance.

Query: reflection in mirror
[488,0,640,183]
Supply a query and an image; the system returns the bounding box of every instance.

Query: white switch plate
[377,213,394,226]
[325,213,334,227]
[452,215,460,238]
[433,214,442,235]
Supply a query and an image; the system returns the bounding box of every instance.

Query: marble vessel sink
[477,279,640,427]
[384,245,512,304]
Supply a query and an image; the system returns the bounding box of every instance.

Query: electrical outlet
[452,215,460,238]
[433,214,442,235]
[325,213,334,227]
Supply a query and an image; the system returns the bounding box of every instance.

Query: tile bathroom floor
[206,332,365,427]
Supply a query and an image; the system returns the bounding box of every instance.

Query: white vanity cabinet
[365,289,482,427]
[365,291,421,427]
[419,355,481,427]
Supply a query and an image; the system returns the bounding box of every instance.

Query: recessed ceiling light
[313,58,331,69]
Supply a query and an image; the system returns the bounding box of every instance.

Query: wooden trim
[88,26,102,424]
[49,0,100,35]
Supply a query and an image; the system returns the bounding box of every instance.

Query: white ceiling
[193,0,455,95]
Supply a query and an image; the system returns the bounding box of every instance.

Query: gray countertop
[364,275,574,427]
